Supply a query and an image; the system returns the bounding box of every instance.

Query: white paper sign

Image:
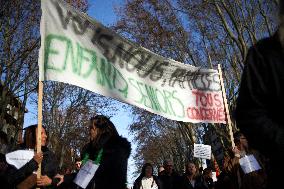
[39,0,226,124]
[194,144,211,159]
[212,171,217,182]
[239,155,261,174]
[74,160,99,189]
[6,150,34,169]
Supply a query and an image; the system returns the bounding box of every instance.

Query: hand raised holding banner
[33,152,43,164]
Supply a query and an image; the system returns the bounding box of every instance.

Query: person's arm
[53,172,77,187]
[236,44,284,157]
[6,152,42,185]
[223,152,240,175]
[36,150,60,187]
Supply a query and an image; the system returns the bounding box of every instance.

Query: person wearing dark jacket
[56,115,131,189]
[180,161,203,189]
[5,125,58,189]
[235,2,284,189]
[196,167,215,189]
[217,132,267,189]
[133,163,161,189]
[158,159,181,189]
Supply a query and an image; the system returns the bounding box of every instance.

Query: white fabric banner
[39,0,226,123]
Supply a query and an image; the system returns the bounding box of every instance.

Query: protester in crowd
[199,167,204,175]
[133,163,161,189]
[56,114,131,189]
[158,165,165,176]
[4,124,58,189]
[214,168,234,189]
[74,157,81,173]
[64,167,72,174]
[180,161,202,189]
[235,2,284,188]
[217,131,267,189]
[158,159,181,189]
[195,167,215,189]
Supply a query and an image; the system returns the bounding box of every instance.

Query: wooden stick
[37,81,43,180]
[218,64,235,147]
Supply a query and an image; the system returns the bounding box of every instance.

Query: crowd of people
[132,131,268,189]
[0,114,270,189]
[0,115,131,189]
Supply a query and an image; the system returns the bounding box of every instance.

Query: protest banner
[39,0,226,124]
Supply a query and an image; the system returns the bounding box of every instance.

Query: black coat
[64,135,131,189]
[235,31,284,188]
[158,171,182,189]
[180,175,201,189]
[4,146,58,189]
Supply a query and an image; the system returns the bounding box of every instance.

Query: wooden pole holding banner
[36,81,43,181]
[217,64,235,147]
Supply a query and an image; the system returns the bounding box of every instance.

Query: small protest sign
[6,150,34,169]
[74,160,99,189]
[239,155,261,174]
[193,143,211,160]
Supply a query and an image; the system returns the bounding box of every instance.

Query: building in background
[0,83,27,153]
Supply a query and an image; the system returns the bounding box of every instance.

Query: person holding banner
[4,124,59,189]
[55,115,131,189]
[235,2,284,189]
[220,132,267,189]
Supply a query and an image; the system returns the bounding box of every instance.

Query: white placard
[6,150,34,169]
[239,155,261,174]
[211,171,217,182]
[39,0,226,124]
[194,144,211,159]
[74,160,99,189]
